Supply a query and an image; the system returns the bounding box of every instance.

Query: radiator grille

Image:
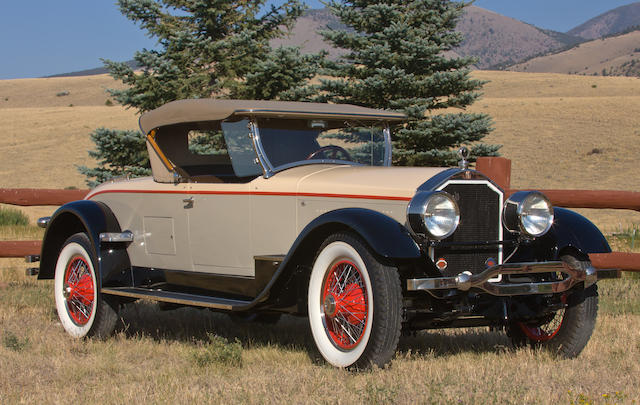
[433,181,502,277]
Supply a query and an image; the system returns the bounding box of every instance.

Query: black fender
[532,207,611,261]
[39,200,131,287]
[294,207,421,260]
[256,208,421,312]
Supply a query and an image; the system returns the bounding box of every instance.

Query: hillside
[60,6,577,78]
[271,6,576,70]
[568,2,640,40]
[270,8,348,60]
[507,30,640,76]
[455,7,579,69]
[1,71,639,229]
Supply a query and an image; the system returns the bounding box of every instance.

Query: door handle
[183,196,194,208]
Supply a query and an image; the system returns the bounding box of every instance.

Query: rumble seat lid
[139,99,407,134]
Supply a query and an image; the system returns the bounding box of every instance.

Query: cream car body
[36,100,612,369]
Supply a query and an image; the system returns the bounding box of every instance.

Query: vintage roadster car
[33,99,611,368]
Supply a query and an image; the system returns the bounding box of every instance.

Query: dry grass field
[1,248,639,404]
[2,70,639,228]
[469,71,640,230]
[1,71,639,403]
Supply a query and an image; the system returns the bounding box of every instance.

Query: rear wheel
[308,233,402,369]
[54,233,118,339]
[508,256,598,358]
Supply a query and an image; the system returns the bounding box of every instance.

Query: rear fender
[39,200,131,286]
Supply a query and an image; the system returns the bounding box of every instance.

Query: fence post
[476,157,512,191]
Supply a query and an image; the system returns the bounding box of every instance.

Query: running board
[101,287,251,311]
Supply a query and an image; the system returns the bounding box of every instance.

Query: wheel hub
[323,294,337,317]
[62,284,72,299]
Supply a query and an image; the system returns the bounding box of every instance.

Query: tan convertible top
[139,99,407,134]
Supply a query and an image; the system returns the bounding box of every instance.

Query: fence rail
[1,158,639,271]
[1,188,88,206]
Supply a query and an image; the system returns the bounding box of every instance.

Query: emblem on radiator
[435,258,448,271]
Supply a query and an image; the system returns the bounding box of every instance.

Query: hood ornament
[458,146,470,170]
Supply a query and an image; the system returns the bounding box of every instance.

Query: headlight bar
[503,191,554,238]
[407,191,460,240]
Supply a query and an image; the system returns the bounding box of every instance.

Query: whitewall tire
[308,233,402,369]
[54,233,117,339]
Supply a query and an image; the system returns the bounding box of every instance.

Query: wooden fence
[475,157,640,271]
[1,157,639,271]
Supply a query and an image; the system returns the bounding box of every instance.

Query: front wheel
[54,233,118,339]
[508,257,598,358]
[308,233,402,369]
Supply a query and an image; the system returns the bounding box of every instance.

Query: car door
[187,182,253,276]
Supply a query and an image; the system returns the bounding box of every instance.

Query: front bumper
[406,261,597,297]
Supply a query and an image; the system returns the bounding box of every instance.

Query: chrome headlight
[407,191,460,240]
[503,191,554,237]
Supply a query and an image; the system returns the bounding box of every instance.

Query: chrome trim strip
[383,126,392,166]
[407,261,597,297]
[234,108,406,120]
[249,119,276,179]
[37,216,51,229]
[25,255,40,263]
[101,287,250,310]
[26,267,39,276]
[99,231,134,243]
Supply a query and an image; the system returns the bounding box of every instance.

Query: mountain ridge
[568,2,640,40]
[47,4,637,78]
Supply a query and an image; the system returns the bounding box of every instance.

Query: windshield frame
[248,118,393,179]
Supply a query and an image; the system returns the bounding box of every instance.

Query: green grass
[608,224,640,252]
[2,330,30,352]
[0,224,44,241]
[191,333,243,368]
[0,207,29,226]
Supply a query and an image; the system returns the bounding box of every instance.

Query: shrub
[0,207,29,226]
[56,91,70,97]
[105,99,114,106]
[191,333,242,368]
[2,331,29,352]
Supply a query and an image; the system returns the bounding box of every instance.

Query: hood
[294,165,449,200]
[258,165,447,201]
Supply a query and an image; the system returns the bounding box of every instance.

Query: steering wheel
[306,145,352,161]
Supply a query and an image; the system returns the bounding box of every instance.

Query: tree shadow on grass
[117,300,514,359]
[116,300,315,352]
[398,328,513,358]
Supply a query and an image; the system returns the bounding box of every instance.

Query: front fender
[257,208,421,311]
[296,208,422,260]
[537,207,611,260]
[39,200,130,285]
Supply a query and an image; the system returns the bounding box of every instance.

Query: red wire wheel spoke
[321,260,368,350]
[519,295,567,342]
[63,255,95,326]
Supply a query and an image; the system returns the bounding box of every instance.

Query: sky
[0,0,637,79]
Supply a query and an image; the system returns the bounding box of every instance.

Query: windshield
[255,118,390,173]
